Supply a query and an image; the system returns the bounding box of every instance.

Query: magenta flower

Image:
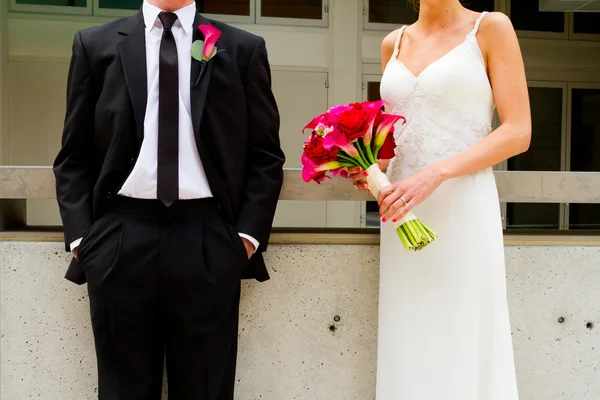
[322,128,359,157]
[373,113,405,156]
[301,154,345,183]
[193,24,222,61]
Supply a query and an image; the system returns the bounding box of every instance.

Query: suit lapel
[118,13,147,147]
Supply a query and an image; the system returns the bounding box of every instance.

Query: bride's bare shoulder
[478,12,516,41]
[382,29,401,50]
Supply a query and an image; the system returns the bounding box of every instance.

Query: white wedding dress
[377,13,519,399]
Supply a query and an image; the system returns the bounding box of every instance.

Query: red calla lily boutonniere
[191,24,222,63]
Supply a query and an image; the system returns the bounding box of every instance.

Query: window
[569,88,600,230]
[95,0,251,15]
[509,0,566,33]
[368,0,418,25]
[15,0,85,5]
[366,0,494,26]
[505,86,564,230]
[573,12,600,35]
[198,0,251,16]
[97,0,139,11]
[260,0,323,20]
[10,0,91,14]
[257,0,328,26]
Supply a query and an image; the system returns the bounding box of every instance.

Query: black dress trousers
[77,197,248,400]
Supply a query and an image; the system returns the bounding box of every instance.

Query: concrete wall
[1,242,599,400]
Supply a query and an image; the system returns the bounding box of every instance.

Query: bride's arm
[432,12,531,180]
[378,12,531,221]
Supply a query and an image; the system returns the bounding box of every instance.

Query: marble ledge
[2,167,600,203]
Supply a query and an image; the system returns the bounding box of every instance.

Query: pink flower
[197,24,222,60]
[322,127,359,157]
[301,154,344,183]
[373,112,405,157]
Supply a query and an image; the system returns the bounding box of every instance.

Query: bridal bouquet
[301,100,437,251]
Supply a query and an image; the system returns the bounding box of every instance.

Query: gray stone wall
[1,242,598,399]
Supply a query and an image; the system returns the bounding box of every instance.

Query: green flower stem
[362,137,376,165]
[353,144,370,170]
[394,219,437,252]
[338,154,360,166]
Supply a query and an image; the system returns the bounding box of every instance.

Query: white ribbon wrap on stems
[365,164,418,228]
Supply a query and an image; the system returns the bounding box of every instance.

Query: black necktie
[157,12,179,207]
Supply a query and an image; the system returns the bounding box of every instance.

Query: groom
[53,0,284,398]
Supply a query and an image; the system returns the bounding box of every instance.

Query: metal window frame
[503,81,568,230]
[93,0,256,24]
[362,0,503,31]
[565,81,600,229]
[567,12,600,42]
[9,0,92,15]
[256,0,329,28]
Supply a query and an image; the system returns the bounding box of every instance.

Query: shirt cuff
[238,233,259,254]
[70,238,83,256]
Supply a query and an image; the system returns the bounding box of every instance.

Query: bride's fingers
[382,198,406,221]
[392,197,416,222]
[353,181,368,191]
[376,184,397,207]
[379,187,402,217]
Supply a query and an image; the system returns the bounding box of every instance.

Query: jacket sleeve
[235,37,285,252]
[53,31,97,252]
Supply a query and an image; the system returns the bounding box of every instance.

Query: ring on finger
[400,196,408,205]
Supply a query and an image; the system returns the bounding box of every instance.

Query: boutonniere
[191,24,222,63]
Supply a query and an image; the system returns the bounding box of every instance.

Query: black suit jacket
[53,12,285,284]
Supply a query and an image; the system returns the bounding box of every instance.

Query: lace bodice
[381,12,495,181]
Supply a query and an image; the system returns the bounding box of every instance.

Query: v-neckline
[393,26,472,79]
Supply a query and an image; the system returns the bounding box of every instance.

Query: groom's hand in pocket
[240,237,255,260]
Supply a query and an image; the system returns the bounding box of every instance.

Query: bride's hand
[349,160,390,192]
[377,166,444,222]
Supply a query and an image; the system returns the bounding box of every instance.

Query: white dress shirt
[71,0,258,253]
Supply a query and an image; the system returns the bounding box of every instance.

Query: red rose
[337,104,369,141]
[304,134,338,163]
[377,131,396,160]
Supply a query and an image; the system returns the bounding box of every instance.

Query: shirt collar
[142,0,196,35]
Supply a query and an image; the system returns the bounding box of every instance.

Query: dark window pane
[16,0,86,6]
[99,0,251,14]
[570,89,600,172]
[569,205,600,230]
[574,12,600,35]
[506,87,563,230]
[569,88,600,230]
[506,204,561,229]
[368,0,418,24]
[98,0,139,10]
[261,0,322,19]
[368,0,493,24]
[462,0,495,12]
[198,0,250,16]
[510,0,565,32]
[368,81,382,102]
[508,87,563,172]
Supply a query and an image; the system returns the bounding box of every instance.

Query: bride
[351,1,531,399]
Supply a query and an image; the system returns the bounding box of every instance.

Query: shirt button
[106,191,112,199]
[130,158,135,165]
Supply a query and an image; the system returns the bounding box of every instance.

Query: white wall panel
[271,69,329,228]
